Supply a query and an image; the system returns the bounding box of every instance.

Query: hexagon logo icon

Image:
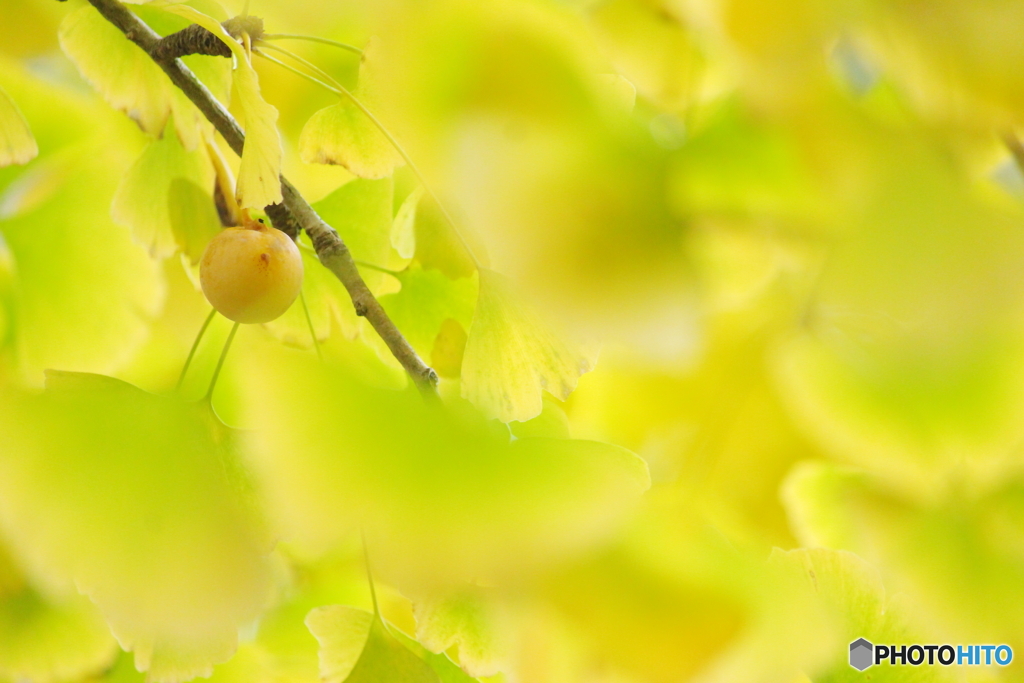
[850,638,874,671]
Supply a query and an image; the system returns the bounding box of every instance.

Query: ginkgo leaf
[300,101,404,179]
[461,269,596,423]
[307,606,439,683]
[169,177,223,263]
[58,5,210,150]
[0,586,119,683]
[112,119,216,258]
[769,549,948,682]
[0,144,163,383]
[165,5,282,209]
[0,540,117,683]
[0,86,37,167]
[240,352,649,584]
[299,40,405,179]
[392,186,422,259]
[377,264,477,359]
[0,372,273,683]
[413,590,510,678]
[414,195,478,280]
[316,177,394,291]
[509,396,571,439]
[431,318,468,379]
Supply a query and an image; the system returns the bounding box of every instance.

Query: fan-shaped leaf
[462,269,595,422]
[112,121,216,258]
[0,372,273,683]
[299,40,404,179]
[165,5,282,209]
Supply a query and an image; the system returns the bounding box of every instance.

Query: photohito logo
[849,639,1013,671]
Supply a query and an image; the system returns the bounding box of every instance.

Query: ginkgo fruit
[200,215,303,324]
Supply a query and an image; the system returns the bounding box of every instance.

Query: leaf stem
[261,33,363,55]
[205,321,240,401]
[253,49,341,95]
[176,308,217,392]
[354,259,401,276]
[299,289,322,360]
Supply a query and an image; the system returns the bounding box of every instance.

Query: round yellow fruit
[200,221,303,324]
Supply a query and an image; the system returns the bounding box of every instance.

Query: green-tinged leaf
[392,186,422,259]
[413,590,509,678]
[0,144,163,383]
[769,548,942,683]
[307,606,439,683]
[391,628,479,683]
[264,178,394,346]
[0,86,37,167]
[58,5,209,150]
[510,396,571,439]
[414,196,477,279]
[0,587,119,683]
[462,269,595,423]
[241,352,650,584]
[165,5,282,208]
[431,318,467,379]
[112,121,216,258]
[299,100,403,179]
[782,461,1024,653]
[0,539,117,683]
[377,264,476,359]
[315,177,394,290]
[169,177,223,263]
[299,40,404,179]
[0,372,273,683]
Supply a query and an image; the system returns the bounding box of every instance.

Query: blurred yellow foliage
[2,0,1024,681]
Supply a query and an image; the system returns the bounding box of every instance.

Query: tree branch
[84,0,439,391]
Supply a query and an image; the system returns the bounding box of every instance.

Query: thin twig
[83,0,438,392]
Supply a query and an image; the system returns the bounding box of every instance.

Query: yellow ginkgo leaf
[58,6,209,150]
[461,269,596,423]
[0,373,273,683]
[164,5,282,209]
[0,587,118,683]
[299,40,404,179]
[306,606,459,683]
[0,85,37,167]
[391,186,422,259]
[112,120,216,258]
[412,589,511,678]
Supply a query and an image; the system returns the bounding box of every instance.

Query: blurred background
[2,0,1024,681]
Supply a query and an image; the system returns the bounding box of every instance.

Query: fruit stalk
[83,0,439,392]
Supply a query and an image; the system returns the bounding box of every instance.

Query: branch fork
[84,0,438,391]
